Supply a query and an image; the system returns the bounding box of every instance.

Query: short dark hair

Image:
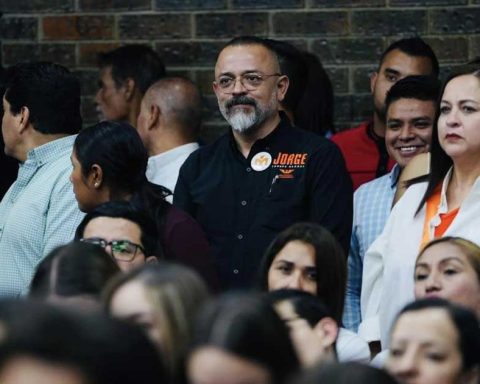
[74,121,148,197]
[220,36,280,65]
[265,39,308,113]
[394,298,480,372]
[98,45,166,94]
[267,289,334,328]
[385,75,440,114]
[190,293,299,384]
[3,62,82,134]
[74,201,157,257]
[258,223,346,324]
[29,242,119,299]
[379,37,439,78]
[293,362,398,384]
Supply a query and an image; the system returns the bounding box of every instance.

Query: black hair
[266,289,334,328]
[98,45,166,94]
[265,39,308,113]
[394,298,480,372]
[414,70,480,214]
[3,62,82,134]
[190,293,300,384]
[379,37,439,78]
[295,51,335,135]
[258,222,346,324]
[292,362,398,384]
[74,121,149,198]
[74,201,158,258]
[73,121,171,258]
[0,300,166,384]
[29,242,119,300]
[385,75,440,114]
[220,36,280,64]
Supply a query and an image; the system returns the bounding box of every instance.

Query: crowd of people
[0,34,479,384]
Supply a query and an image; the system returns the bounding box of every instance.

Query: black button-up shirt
[174,114,352,289]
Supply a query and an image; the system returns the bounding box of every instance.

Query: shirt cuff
[358,315,380,343]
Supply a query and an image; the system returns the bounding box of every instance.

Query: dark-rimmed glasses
[80,237,145,262]
[215,72,282,93]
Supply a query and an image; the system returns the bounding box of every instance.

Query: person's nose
[424,271,442,293]
[95,88,102,104]
[445,107,460,128]
[285,271,303,290]
[398,124,415,141]
[231,76,248,95]
[391,350,419,380]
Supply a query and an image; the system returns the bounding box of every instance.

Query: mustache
[225,96,257,110]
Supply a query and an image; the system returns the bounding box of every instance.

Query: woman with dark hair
[29,242,119,312]
[386,298,480,384]
[104,262,209,383]
[414,236,480,318]
[361,69,480,350]
[70,121,218,288]
[187,293,299,384]
[257,222,369,363]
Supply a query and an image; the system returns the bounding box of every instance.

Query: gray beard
[223,108,260,134]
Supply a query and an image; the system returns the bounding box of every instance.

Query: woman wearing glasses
[70,121,218,289]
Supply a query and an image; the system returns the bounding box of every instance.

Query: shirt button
[246,167,252,172]
[233,269,239,274]
[241,200,247,206]
[237,234,243,240]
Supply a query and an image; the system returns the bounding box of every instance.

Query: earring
[94,182,100,188]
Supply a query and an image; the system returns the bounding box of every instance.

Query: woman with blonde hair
[103,262,209,383]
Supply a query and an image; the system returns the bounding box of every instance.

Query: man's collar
[26,135,75,166]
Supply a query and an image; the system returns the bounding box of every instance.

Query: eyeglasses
[215,72,282,92]
[80,237,145,262]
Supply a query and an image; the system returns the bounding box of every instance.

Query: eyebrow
[416,256,465,268]
[218,70,262,77]
[384,68,401,76]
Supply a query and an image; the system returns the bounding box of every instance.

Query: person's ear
[145,256,158,264]
[89,164,103,189]
[312,316,338,348]
[276,75,290,102]
[370,71,378,94]
[148,104,160,131]
[123,78,136,101]
[18,106,30,134]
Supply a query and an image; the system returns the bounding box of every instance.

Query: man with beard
[174,36,352,290]
[331,38,439,190]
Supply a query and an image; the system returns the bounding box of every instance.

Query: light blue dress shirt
[343,165,400,331]
[0,135,85,297]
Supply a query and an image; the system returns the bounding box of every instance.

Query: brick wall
[0,0,479,141]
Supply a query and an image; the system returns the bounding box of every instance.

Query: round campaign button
[251,152,272,172]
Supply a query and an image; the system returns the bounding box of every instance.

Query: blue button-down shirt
[0,135,84,297]
[343,165,400,331]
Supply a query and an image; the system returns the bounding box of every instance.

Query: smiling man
[174,36,352,290]
[332,38,439,190]
[343,75,440,332]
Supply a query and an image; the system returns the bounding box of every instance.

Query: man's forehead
[387,98,436,118]
[215,44,279,76]
[380,49,433,76]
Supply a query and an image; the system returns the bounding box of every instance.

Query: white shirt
[359,168,480,348]
[146,142,199,202]
[336,328,370,363]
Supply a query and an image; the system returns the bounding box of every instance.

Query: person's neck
[149,131,194,157]
[233,113,280,158]
[127,98,141,128]
[447,156,480,209]
[372,112,386,138]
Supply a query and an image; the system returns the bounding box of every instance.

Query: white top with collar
[146,142,199,202]
[359,168,480,349]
